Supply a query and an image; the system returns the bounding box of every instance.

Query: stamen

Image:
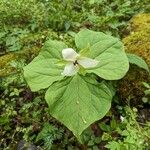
[73,60,78,65]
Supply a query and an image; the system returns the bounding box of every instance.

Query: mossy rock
[119,13,150,106]
[0,46,41,77]
[130,13,150,32]
[118,66,150,106]
[0,53,17,76]
[123,29,150,66]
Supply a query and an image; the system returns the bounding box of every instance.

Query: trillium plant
[24,29,129,140]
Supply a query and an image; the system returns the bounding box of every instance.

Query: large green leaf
[127,53,150,73]
[40,39,67,60]
[75,29,129,80]
[75,29,108,51]
[24,40,67,91]
[45,74,112,138]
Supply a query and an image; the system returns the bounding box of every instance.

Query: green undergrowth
[0,0,150,149]
[0,0,149,37]
[1,72,150,149]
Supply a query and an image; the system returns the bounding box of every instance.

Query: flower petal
[61,62,79,76]
[78,57,99,68]
[62,48,79,61]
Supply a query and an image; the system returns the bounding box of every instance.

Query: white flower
[120,116,125,122]
[61,48,99,76]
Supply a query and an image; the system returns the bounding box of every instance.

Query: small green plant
[127,54,150,73]
[24,29,129,140]
[0,28,29,53]
[142,82,150,104]
[105,107,150,150]
[36,122,63,150]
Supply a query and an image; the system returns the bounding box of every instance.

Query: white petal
[78,57,99,68]
[120,116,124,122]
[62,48,79,61]
[61,63,79,76]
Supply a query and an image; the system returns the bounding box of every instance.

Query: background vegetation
[0,0,150,149]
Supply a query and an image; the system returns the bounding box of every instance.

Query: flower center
[73,60,78,66]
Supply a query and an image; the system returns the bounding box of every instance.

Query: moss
[0,53,17,76]
[130,13,150,32]
[123,13,150,66]
[119,13,150,106]
[123,29,150,66]
[0,45,41,77]
[118,66,150,106]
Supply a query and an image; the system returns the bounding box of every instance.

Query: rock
[118,13,150,106]
[17,140,37,150]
